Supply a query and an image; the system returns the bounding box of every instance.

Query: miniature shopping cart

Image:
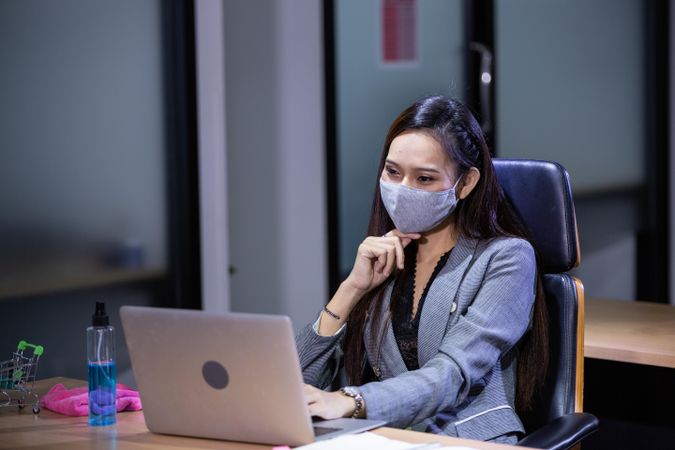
[0,340,44,414]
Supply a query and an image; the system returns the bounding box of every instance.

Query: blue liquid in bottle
[87,302,116,426]
[88,361,116,426]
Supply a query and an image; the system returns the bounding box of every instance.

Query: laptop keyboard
[313,426,340,437]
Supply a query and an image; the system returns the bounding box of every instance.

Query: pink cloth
[39,383,142,416]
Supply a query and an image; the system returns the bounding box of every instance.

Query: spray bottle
[87,302,116,426]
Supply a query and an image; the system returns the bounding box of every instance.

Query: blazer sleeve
[295,314,346,389]
[358,239,536,427]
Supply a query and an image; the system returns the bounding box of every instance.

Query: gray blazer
[296,235,537,443]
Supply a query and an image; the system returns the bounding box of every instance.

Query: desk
[584,298,675,368]
[0,378,529,450]
[582,299,675,449]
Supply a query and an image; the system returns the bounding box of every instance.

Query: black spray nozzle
[92,302,109,327]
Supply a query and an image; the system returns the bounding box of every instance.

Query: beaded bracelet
[323,305,341,321]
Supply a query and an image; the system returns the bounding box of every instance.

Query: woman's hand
[303,384,355,420]
[316,229,420,337]
[344,229,420,294]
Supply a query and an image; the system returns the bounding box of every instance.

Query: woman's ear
[458,167,480,200]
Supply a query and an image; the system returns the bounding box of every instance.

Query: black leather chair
[493,159,599,450]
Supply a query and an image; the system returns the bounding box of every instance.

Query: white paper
[296,432,427,450]
[295,432,481,450]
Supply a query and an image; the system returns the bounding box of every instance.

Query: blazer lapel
[363,282,408,379]
[362,236,479,378]
[417,235,478,366]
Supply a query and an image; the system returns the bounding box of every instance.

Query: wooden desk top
[0,378,528,450]
[585,298,675,368]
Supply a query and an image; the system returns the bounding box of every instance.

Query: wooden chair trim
[574,226,582,268]
[573,276,585,413]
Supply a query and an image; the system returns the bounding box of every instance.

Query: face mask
[379,176,462,233]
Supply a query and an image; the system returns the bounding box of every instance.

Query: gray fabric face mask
[379,177,462,233]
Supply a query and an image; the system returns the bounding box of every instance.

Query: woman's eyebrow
[385,159,441,173]
[416,167,441,173]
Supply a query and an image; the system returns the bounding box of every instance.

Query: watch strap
[340,387,364,419]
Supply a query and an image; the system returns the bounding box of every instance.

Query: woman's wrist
[317,281,368,336]
[339,387,366,418]
[338,391,357,418]
[317,283,358,336]
[326,281,366,318]
[337,279,367,304]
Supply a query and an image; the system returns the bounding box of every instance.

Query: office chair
[493,159,599,450]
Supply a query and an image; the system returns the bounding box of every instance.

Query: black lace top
[392,247,453,371]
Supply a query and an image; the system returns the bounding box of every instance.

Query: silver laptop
[120,306,385,446]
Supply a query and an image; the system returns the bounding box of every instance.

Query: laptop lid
[120,306,385,447]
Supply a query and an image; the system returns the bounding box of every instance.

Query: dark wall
[0,284,162,387]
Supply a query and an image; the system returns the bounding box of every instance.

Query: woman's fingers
[375,248,387,273]
[383,241,397,275]
[308,403,321,417]
[385,230,421,269]
[385,229,421,246]
[377,234,411,270]
[390,236,405,270]
[365,240,396,275]
[304,385,324,417]
[303,385,330,418]
[303,384,320,404]
[360,240,385,271]
[308,399,329,418]
[364,236,410,274]
[350,230,421,293]
[303,385,352,420]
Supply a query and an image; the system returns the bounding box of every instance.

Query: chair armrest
[516,412,599,450]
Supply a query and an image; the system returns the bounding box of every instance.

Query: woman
[297,96,548,444]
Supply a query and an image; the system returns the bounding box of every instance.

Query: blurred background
[0,0,671,448]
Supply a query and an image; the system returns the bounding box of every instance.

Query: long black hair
[342,95,549,414]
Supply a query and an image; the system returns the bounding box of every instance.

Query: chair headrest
[493,159,580,273]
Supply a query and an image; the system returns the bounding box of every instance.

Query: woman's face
[381,130,457,192]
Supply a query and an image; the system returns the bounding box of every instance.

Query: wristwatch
[340,386,365,419]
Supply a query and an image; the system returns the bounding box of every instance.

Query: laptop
[120,306,385,446]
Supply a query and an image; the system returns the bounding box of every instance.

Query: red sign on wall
[381,0,417,64]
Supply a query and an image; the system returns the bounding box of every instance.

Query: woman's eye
[418,175,434,183]
[385,167,399,176]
